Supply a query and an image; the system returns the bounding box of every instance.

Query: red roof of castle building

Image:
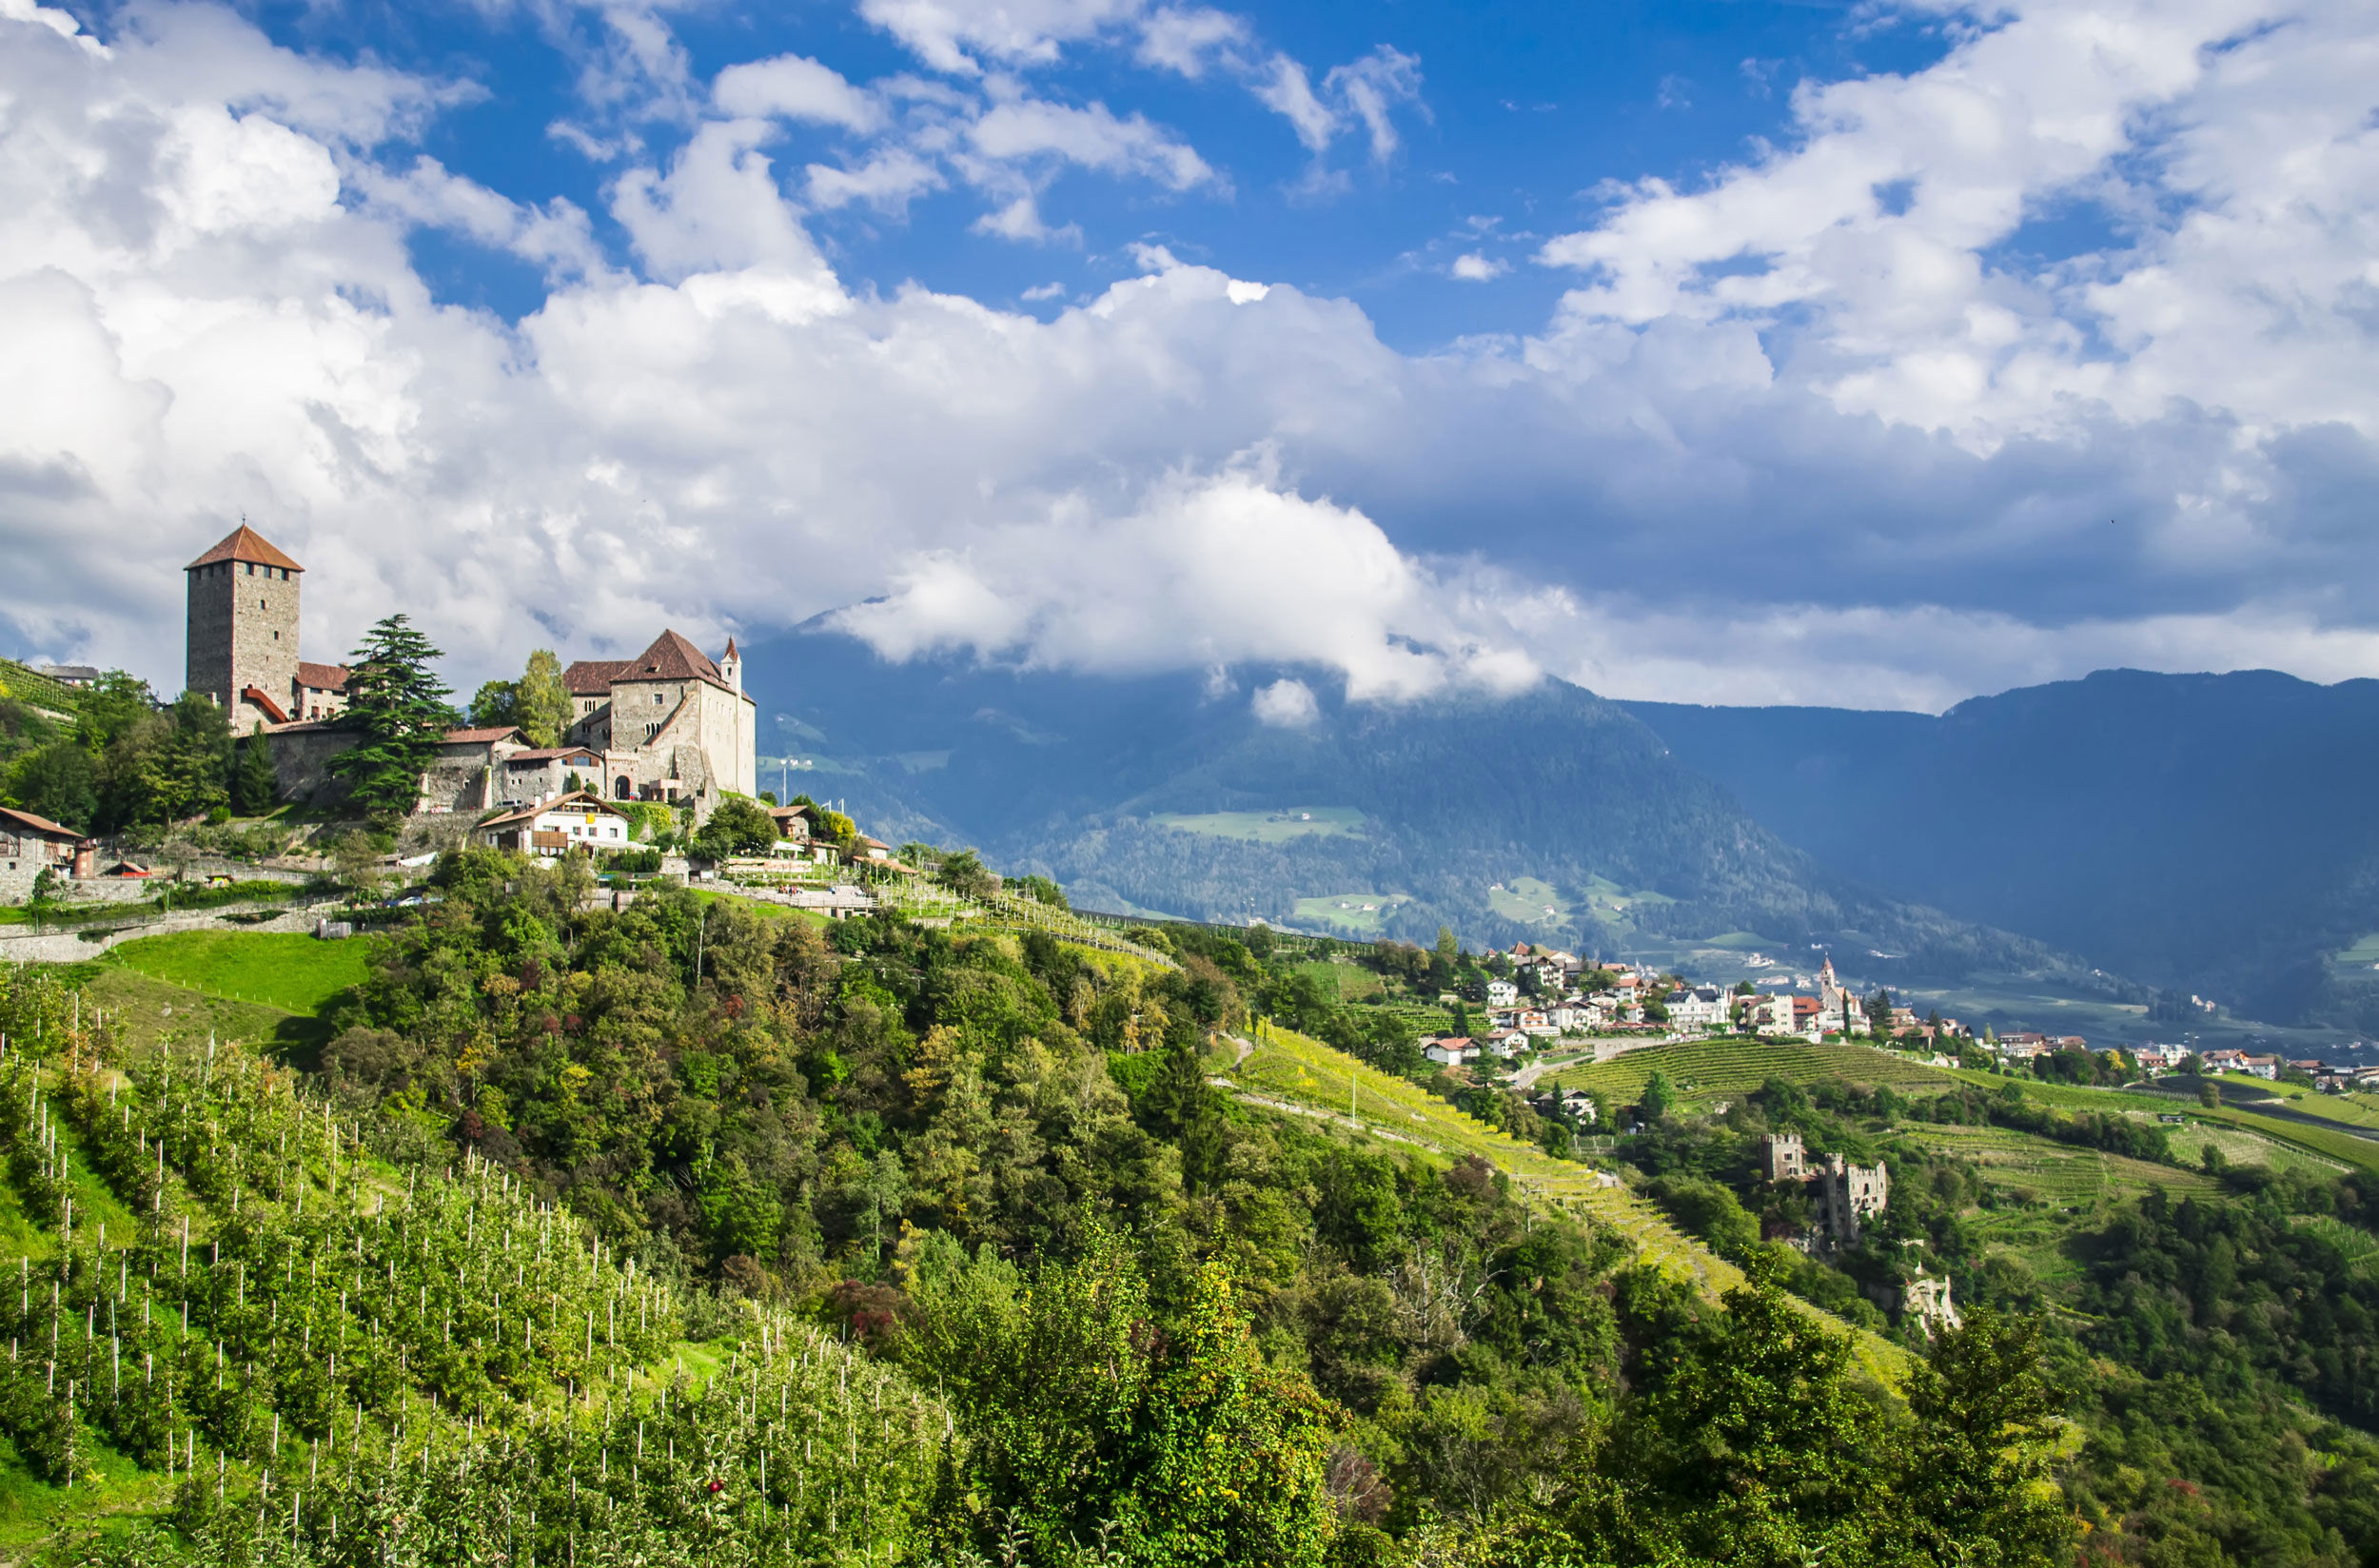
[560,658,631,696]
[296,661,351,690]
[562,630,733,696]
[441,726,525,745]
[240,686,292,724]
[0,805,84,842]
[187,524,303,573]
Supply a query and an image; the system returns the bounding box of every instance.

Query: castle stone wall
[187,558,300,725]
[268,726,359,807]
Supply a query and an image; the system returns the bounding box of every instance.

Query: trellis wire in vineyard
[1,969,954,1564]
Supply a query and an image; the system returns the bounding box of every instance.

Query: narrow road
[1509,1051,1589,1090]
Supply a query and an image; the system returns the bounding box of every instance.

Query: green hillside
[1549,1038,1962,1105]
[0,966,941,1563]
[1225,1019,1911,1380]
[104,931,379,1015]
[0,658,81,715]
[6,857,2375,1565]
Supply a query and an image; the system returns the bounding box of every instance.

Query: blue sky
[7,0,2379,712]
[206,0,1963,344]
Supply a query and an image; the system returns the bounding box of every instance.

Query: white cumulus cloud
[713,54,884,133]
[1251,677,1319,727]
[8,0,2379,721]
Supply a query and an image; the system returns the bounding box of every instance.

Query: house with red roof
[560,630,757,821]
[0,806,93,898]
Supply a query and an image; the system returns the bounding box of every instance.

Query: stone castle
[185,524,354,730]
[1758,1130,1890,1247]
[186,523,756,821]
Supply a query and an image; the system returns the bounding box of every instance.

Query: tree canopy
[324,615,456,816]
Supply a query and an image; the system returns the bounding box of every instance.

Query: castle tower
[186,523,305,730]
[720,636,742,693]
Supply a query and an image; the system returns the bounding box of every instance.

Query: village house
[1482,1028,1532,1058]
[1484,978,1520,1009]
[1665,986,1729,1029]
[0,806,92,898]
[1425,1036,1477,1066]
[479,792,636,857]
[1746,991,1799,1037]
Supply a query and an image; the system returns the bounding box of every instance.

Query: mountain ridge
[742,628,2106,998]
[1622,667,2379,1030]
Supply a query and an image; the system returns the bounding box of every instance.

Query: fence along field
[0,965,948,1565]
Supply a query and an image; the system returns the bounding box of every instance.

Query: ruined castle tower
[186,523,304,731]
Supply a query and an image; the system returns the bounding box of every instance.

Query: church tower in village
[186,522,305,731]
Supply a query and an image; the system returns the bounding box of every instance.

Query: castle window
[246,563,254,575]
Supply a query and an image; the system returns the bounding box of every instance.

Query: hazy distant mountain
[1623,670,2379,1029]
[741,628,2091,990]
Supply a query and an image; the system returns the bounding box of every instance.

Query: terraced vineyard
[2180,1123,2349,1178]
[1894,1123,2215,1205]
[0,966,950,1563]
[2292,1215,2379,1280]
[1549,1038,1962,1107]
[1225,1020,1910,1381]
[1956,1073,2379,1175]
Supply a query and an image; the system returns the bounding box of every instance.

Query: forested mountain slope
[744,630,2085,987]
[1623,670,2379,1028]
[10,870,2379,1564]
[1,866,2122,1565]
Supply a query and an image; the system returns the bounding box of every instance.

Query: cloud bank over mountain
[4,0,2379,713]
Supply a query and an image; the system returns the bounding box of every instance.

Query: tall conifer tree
[326,615,455,815]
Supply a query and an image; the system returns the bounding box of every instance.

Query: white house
[1666,987,1730,1029]
[1746,992,1800,1037]
[1425,1037,1477,1066]
[1483,1029,1532,1058]
[481,792,636,856]
[1484,979,1519,1008]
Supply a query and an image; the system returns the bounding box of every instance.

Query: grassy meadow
[1151,804,1366,843]
[102,930,376,1014]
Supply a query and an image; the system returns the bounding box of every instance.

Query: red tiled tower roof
[187,523,303,574]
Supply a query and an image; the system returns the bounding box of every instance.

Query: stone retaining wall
[0,905,323,965]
